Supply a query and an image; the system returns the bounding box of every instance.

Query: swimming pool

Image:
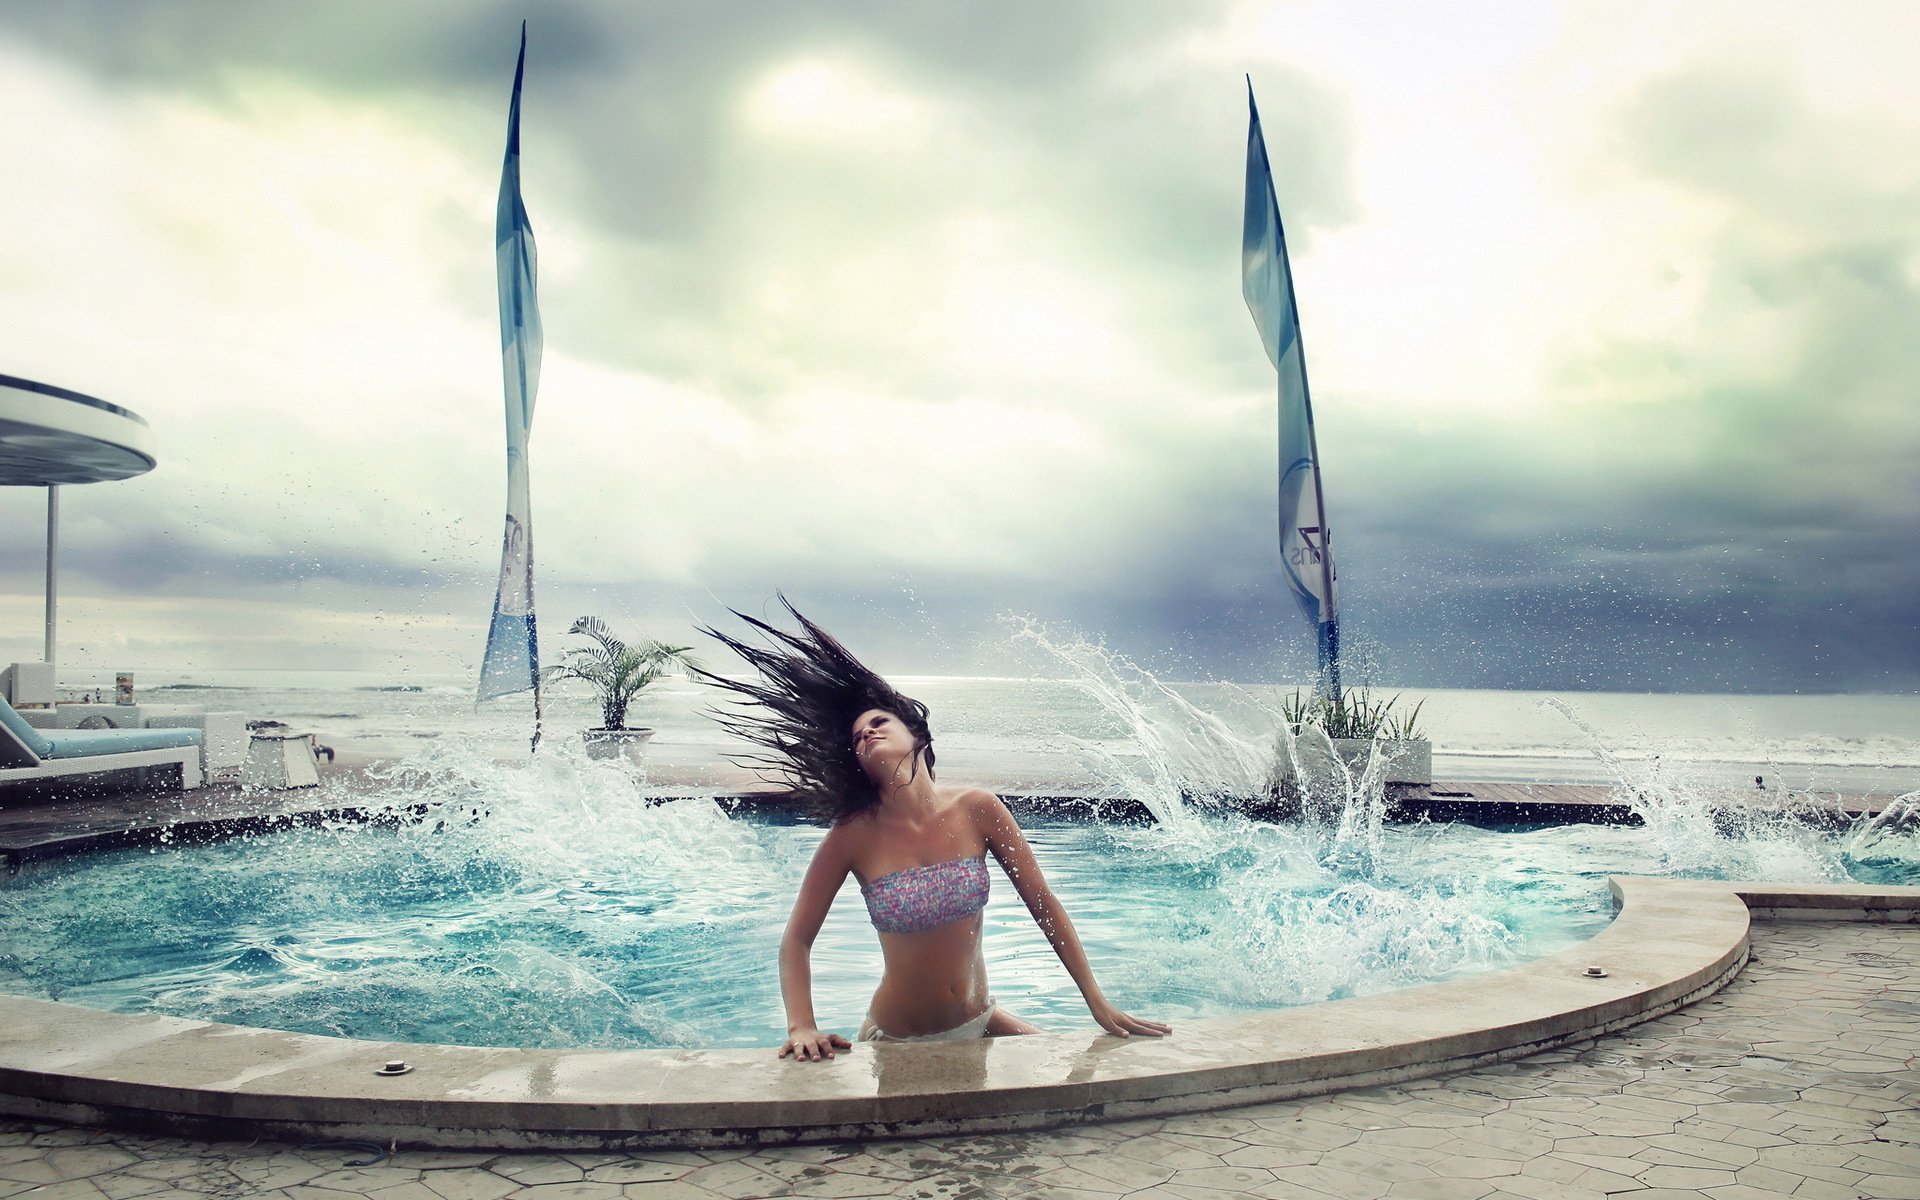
[3,742,1911,1051]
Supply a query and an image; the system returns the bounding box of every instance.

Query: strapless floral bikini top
[861,855,990,934]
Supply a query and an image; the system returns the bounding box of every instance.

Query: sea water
[110,666,1920,798]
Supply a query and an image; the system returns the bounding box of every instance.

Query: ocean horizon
[56,665,1920,800]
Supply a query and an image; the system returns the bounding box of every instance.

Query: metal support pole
[44,484,59,668]
[1317,619,1342,704]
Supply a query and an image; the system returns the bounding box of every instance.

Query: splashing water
[1271,720,1399,874]
[1543,697,1919,883]
[1005,623,1919,1008]
[0,737,798,1049]
[1004,617,1281,824]
[1008,616,1404,867]
[2,671,1913,1051]
[364,735,776,894]
[1002,618,1545,1002]
[1003,622,1915,890]
[1072,812,1537,1012]
[1840,791,1920,879]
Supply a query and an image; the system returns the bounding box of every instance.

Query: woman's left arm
[973,790,1171,1039]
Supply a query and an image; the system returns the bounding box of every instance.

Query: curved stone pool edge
[1,878,1915,1150]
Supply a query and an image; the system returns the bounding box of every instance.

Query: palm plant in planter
[543,616,698,762]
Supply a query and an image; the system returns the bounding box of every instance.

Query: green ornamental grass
[1281,688,1426,742]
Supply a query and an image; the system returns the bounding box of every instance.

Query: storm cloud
[0,0,1914,691]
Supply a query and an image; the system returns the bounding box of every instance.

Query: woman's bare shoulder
[816,815,869,861]
[941,785,1012,827]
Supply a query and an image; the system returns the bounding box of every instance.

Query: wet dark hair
[695,598,934,824]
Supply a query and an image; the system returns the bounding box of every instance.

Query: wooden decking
[1431,780,1621,805]
[0,755,392,868]
[1406,779,1902,826]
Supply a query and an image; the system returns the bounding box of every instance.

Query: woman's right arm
[778,828,855,1062]
[974,790,1171,1040]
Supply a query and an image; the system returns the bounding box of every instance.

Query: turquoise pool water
[1,745,1911,1051]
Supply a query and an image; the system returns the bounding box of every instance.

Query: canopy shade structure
[0,373,156,485]
[0,372,158,674]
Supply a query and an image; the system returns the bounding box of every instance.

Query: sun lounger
[0,696,203,790]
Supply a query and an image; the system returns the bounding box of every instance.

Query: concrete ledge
[1732,880,1920,922]
[4,876,1915,1149]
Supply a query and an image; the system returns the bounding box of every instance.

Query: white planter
[1273,735,1432,786]
[582,727,655,766]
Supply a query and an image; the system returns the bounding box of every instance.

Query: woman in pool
[700,601,1171,1061]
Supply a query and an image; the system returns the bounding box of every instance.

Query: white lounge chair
[0,696,203,791]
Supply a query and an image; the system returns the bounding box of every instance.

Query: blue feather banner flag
[478,23,544,705]
[1242,79,1340,694]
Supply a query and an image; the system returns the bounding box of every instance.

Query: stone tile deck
[2,919,1912,1199]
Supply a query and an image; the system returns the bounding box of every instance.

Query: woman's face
[850,708,914,778]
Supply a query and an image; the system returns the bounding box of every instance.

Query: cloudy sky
[0,0,1915,693]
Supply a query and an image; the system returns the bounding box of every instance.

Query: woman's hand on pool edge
[1092,1001,1172,1039]
[780,1028,852,1062]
